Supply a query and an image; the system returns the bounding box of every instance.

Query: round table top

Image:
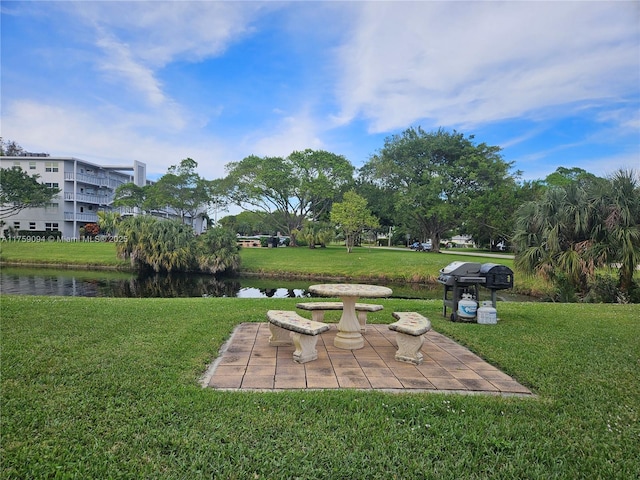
[308,283,393,298]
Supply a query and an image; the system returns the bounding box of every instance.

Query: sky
[2,0,639,190]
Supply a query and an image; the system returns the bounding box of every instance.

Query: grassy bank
[0,241,548,295]
[0,240,128,268]
[1,296,638,478]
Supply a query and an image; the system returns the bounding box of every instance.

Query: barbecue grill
[437,261,514,321]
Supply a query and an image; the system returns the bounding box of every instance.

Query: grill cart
[437,261,514,322]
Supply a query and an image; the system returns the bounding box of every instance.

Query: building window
[29,222,36,230]
[45,162,59,172]
[13,161,21,167]
[29,162,36,170]
[45,182,59,189]
[45,203,58,211]
[45,222,59,231]
[13,222,20,229]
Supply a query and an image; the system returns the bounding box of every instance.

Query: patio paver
[203,323,533,396]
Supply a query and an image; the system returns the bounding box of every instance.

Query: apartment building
[1,155,147,239]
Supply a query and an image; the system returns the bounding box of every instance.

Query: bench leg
[291,333,319,363]
[357,311,367,333]
[310,311,325,323]
[269,323,292,346]
[394,332,424,365]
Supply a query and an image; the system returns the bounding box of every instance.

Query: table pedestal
[334,296,364,350]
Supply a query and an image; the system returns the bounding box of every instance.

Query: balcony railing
[64,192,113,204]
[64,172,127,189]
[64,212,98,222]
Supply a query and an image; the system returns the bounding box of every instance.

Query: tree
[0,167,60,219]
[196,227,241,274]
[331,190,379,253]
[297,220,334,249]
[146,158,210,224]
[116,215,241,275]
[361,127,514,252]
[513,184,596,300]
[0,138,26,156]
[222,149,354,246]
[590,169,640,297]
[97,210,121,235]
[112,183,147,211]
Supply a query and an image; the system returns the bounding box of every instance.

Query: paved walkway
[203,323,532,396]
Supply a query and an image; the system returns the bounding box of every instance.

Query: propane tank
[457,293,477,320]
[477,301,497,324]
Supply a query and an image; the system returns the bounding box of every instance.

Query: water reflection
[0,267,319,299]
[0,266,529,301]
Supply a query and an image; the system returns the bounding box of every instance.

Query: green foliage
[113,159,215,224]
[223,149,355,244]
[0,167,60,219]
[361,127,515,252]
[196,227,241,274]
[331,190,379,253]
[14,230,62,239]
[97,210,121,235]
[513,169,640,301]
[116,216,241,274]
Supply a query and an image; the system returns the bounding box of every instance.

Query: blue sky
[2,1,639,187]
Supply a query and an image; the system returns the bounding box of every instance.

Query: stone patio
[203,322,533,396]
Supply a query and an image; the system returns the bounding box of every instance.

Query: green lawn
[1,296,638,479]
[0,240,128,268]
[1,241,548,296]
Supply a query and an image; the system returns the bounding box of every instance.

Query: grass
[1,241,550,296]
[0,240,128,268]
[1,295,638,479]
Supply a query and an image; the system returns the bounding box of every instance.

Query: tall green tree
[331,190,379,253]
[0,167,60,219]
[361,127,513,251]
[223,149,354,245]
[146,158,210,224]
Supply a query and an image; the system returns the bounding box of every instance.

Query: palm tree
[590,169,640,297]
[196,227,241,274]
[513,184,596,299]
[97,210,121,235]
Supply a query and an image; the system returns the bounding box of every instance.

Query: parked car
[410,241,432,251]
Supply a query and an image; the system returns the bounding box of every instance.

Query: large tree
[361,127,514,252]
[222,149,354,245]
[0,167,60,219]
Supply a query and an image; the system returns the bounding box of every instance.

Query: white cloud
[242,109,326,158]
[335,2,639,132]
[67,1,271,66]
[2,99,233,180]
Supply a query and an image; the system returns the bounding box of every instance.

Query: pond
[0,266,533,301]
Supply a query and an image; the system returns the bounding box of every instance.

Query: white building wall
[1,156,141,239]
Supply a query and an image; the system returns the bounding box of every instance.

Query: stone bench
[389,312,432,365]
[296,302,383,332]
[267,310,330,364]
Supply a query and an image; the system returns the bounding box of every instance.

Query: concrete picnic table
[308,283,393,350]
